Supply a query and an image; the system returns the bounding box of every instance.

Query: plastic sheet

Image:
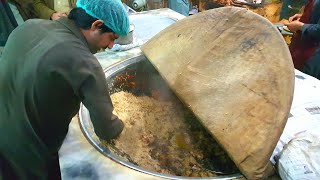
[278,132,320,179]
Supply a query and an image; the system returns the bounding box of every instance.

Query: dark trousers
[48,154,62,180]
[0,153,61,180]
[303,48,320,80]
[0,153,18,180]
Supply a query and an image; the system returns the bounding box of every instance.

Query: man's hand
[289,14,302,22]
[50,12,67,20]
[285,20,305,32]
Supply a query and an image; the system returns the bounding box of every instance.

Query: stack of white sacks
[271,69,320,179]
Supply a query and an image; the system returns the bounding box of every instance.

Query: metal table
[59,8,190,180]
[58,8,320,180]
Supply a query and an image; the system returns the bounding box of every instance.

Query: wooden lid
[141,7,294,179]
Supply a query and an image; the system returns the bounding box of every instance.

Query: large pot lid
[141,7,294,179]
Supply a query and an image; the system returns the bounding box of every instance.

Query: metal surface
[115,24,135,45]
[129,14,177,42]
[274,23,294,36]
[79,55,243,180]
[231,0,265,8]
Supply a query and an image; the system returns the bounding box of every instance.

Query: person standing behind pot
[168,0,190,16]
[33,0,76,20]
[0,0,129,179]
[285,0,320,78]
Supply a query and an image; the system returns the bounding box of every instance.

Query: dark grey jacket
[0,17,123,179]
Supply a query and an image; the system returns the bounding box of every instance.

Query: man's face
[84,20,120,52]
[91,30,119,51]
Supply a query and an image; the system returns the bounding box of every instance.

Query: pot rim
[79,55,244,180]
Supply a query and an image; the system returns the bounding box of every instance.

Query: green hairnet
[76,0,130,36]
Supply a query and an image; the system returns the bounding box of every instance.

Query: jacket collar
[56,17,96,53]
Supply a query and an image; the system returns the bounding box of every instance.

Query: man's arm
[79,65,124,140]
[54,42,124,140]
[301,18,320,42]
[33,0,55,19]
[286,17,320,42]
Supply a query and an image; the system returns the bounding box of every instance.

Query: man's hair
[68,8,114,33]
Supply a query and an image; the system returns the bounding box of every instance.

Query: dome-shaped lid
[141,7,294,179]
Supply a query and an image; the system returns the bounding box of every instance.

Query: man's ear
[90,20,105,31]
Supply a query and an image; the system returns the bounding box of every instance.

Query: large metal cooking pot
[79,55,243,179]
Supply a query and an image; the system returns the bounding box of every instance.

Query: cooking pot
[79,55,243,179]
[114,24,135,45]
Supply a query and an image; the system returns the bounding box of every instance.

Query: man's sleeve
[55,42,124,140]
[301,18,320,42]
[33,0,55,19]
[78,62,124,140]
